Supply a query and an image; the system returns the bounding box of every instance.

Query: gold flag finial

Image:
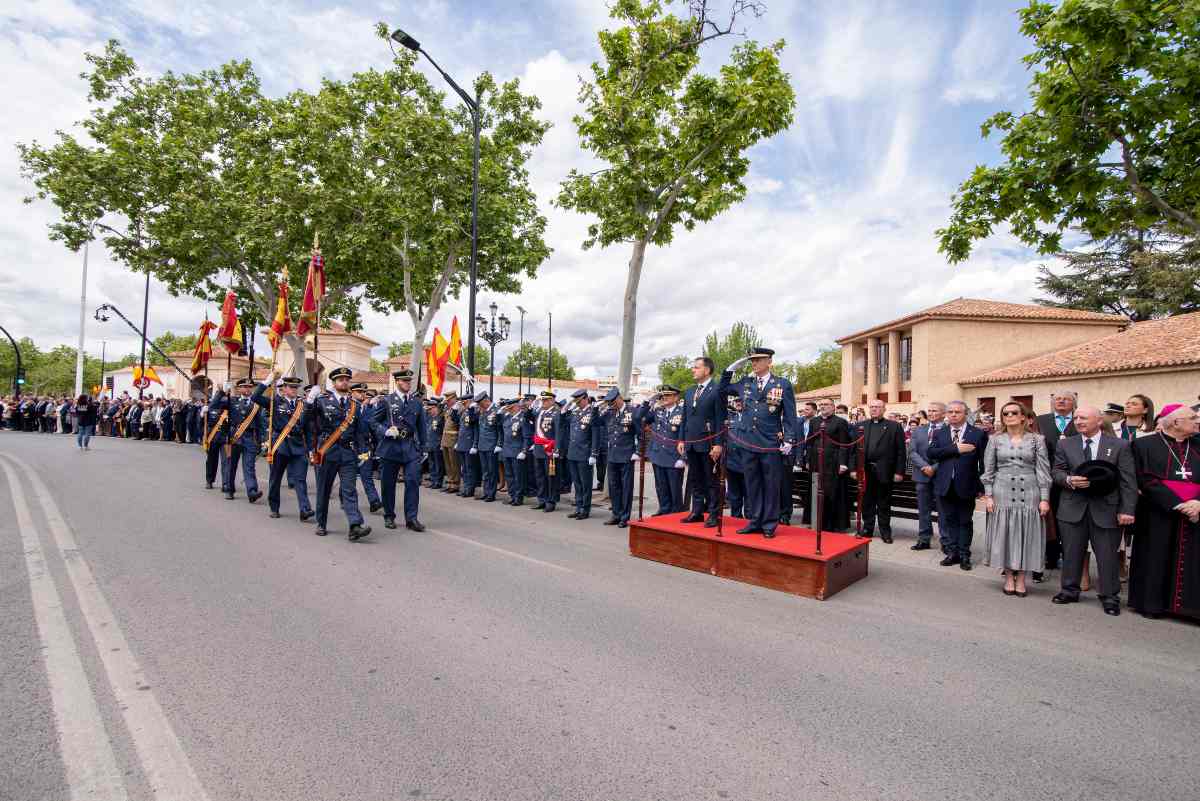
[313,230,320,251]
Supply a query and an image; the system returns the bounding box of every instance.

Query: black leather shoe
[576,513,589,520]
[315,527,328,536]
[567,511,580,519]
[224,492,235,500]
[939,555,960,567]
[704,517,719,528]
[269,511,281,519]
[960,559,972,571]
[1032,571,1046,583]
[681,512,704,524]
[779,515,791,526]
[247,491,262,504]
[348,524,372,541]
[911,542,931,551]
[484,497,495,503]
[544,504,556,513]
[1103,602,1121,616]
[532,503,545,511]
[205,482,213,489]
[369,502,383,514]
[406,519,425,532]
[300,510,315,522]
[384,518,397,529]
[736,525,763,535]
[762,529,776,539]
[1051,592,1078,604]
[880,532,893,544]
[603,518,619,526]
[617,521,628,528]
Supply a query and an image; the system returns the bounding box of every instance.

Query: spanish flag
[218,291,244,355]
[191,319,216,372]
[267,280,293,352]
[133,365,163,385]
[447,316,463,367]
[295,245,325,338]
[426,328,451,395]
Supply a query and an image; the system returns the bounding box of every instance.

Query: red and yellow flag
[132,365,163,386]
[217,291,244,355]
[426,328,452,395]
[447,316,463,367]
[267,280,293,352]
[295,246,326,337]
[191,319,216,372]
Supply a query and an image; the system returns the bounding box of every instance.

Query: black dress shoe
[960,559,972,571]
[779,515,791,526]
[911,542,931,551]
[567,511,580,519]
[880,532,893,544]
[704,517,719,528]
[224,492,235,500]
[348,524,372,541]
[617,521,628,528]
[603,518,619,526]
[315,527,328,536]
[762,529,776,539]
[205,482,213,489]
[484,497,495,503]
[532,503,545,510]
[939,555,960,566]
[406,519,425,532]
[544,504,556,513]
[300,510,315,522]
[576,513,589,520]
[1140,610,1164,620]
[681,512,705,524]
[269,511,281,519]
[736,525,763,535]
[384,518,397,529]
[1051,592,1078,604]
[1103,602,1120,616]
[369,502,383,514]
[1032,571,1046,583]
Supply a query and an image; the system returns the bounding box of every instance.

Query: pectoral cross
[1177,466,1193,480]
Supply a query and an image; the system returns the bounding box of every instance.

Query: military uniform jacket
[306,392,368,458]
[500,411,530,458]
[719,371,797,452]
[601,404,640,462]
[647,403,684,469]
[229,394,265,449]
[531,407,560,458]
[204,392,231,446]
[424,412,443,453]
[724,410,747,473]
[251,384,310,458]
[453,406,477,452]
[561,405,600,462]
[371,392,426,462]
[475,407,502,452]
[440,408,459,449]
[593,410,608,454]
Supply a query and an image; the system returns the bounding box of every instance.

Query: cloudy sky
[1,0,1047,380]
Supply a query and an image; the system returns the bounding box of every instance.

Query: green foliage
[150,331,198,363]
[388,341,413,358]
[0,337,128,397]
[702,321,762,376]
[938,0,1200,263]
[656,355,695,391]
[777,347,842,393]
[501,343,574,381]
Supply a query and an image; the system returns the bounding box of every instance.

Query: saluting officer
[222,377,265,502]
[252,371,314,521]
[599,388,642,528]
[304,366,373,541]
[371,369,427,531]
[645,385,686,515]
[562,388,601,520]
[423,398,445,489]
[531,391,561,512]
[500,398,530,505]
[473,392,502,502]
[719,347,797,537]
[350,383,384,514]
[453,396,479,498]
[201,384,232,490]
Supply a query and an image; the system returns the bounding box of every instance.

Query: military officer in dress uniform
[440,391,461,493]
[473,392,502,502]
[719,347,797,537]
[646,385,686,515]
[221,378,265,502]
[500,398,530,505]
[593,398,609,493]
[724,395,747,519]
[304,366,373,541]
[520,394,537,500]
[531,391,562,512]
[600,388,641,527]
[371,369,427,531]
[423,398,445,489]
[453,396,479,498]
[562,388,601,520]
[202,385,232,490]
[252,372,314,521]
[350,383,384,514]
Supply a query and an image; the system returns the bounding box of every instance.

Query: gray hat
[474,391,490,403]
[604,387,620,403]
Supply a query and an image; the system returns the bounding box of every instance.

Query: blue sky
[1,0,1048,380]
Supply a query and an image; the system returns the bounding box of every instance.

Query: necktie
[340,396,346,411]
[952,428,961,445]
[1057,415,1068,433]
[693,385,702,408]
[1084,437,1094,460]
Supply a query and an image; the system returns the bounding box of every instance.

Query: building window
[877,342,889,385]
[900,336,912,381]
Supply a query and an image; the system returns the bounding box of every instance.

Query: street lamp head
[390,28,421,51]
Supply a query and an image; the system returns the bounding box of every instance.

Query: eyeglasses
[1001,410,1022,417]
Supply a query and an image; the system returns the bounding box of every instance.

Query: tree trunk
[284,333,308,382]
[617,238,648,394]
[410,322,430,395]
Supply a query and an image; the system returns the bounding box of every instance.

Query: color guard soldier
[473,392,502,502]
[719,347,797,537]
[599,388,641,528]
[252,371,314,521]
[304,366,373,541]
[645,385,686,515]
[351,382,384,514]
[423,398,445,489]
[371,369,427,531]
[500,398,530,505]
[440,391,461,493]
[222,377,265,502]
[531,391,561,512]
[201,385,231,490]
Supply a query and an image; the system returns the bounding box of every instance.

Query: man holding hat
[600,388,642,527]
[252,371,314,521]
[222,377,265,503]
[473,392,502,502]
[563,388,601,519]
[371,369,427,531]
[719,347,797,537]
[531,391,562,512]
[500,398,530,505]
[423,398,445,489]
[351,382,384,514]
[1051,405,1137,615]
[304,366,373,541]
[645,385,686,515]
[440,391,461,494]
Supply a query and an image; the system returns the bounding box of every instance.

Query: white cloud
[941,3,1024,106]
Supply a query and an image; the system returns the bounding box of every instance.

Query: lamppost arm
[93,303,194,380]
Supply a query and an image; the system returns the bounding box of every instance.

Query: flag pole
[312,231,322,388]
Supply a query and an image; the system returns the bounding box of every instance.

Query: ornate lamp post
[475,302,510,398]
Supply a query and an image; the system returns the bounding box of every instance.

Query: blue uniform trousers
[607,460,634,524]
[358,459,381,508]
[725,467,746,519]
[221,443,260,496]
[652,465,684,514]
[380,457,421,522]
[743,450,783,531]
[205,442,222,486]
[315,452,364,529]
[268,453,312,515]
[534,455,558,506]
[915,481,939,546]
[458,450,478,496]
[426,449,444,488]
[479,451,499,500]
[569,460,593,515]
[504,457,525,503]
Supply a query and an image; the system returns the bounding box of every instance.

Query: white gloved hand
[223,380,233,392]
[673,459,686,469]
[516,451,526,461]
[630,453,640,462]
[385,426,399,438]
[469,447,478,455]
[358,452,369,463]
[780,442,793,456]
[588,456,597,466]
[494,446,502,453]
[305,385,321,403]
[421,453,428,463]
[727,356,750,372]
[201,404,209,414]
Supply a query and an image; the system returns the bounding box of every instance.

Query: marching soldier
[645,385,685,515]
[719,347,797,537]
[423,398,445,489]
[304,366,373,541]
[454,395,480,498]
[440,391,461,494]
[474,393,502,502]
[223,377,265,502]
[371,369,427,531]
[599,388,641,528]
[351,383,384,514]
[202,385,231,490]
[500,398,530,505]
[531,391,561,512]
[252,372,314,521]
[562,388,600,520]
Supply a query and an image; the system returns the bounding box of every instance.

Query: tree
[501,343,575,381]
[149,331,198,365]
[777,347,841,393]
[1036,225,1200,320]
[388,341,413,358]
[938,0,1200,264]
[557,0,795,393]
[0,338,124,396]
[702,321,762,376]
[657,355,694,391]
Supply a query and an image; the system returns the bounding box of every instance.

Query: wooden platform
[629,513,869,600]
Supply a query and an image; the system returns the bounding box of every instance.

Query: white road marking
[1,458,129,800]
[1,453,212,801]
[427,527,574,572]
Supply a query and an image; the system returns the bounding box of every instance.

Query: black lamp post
[391,27,481,393]
[476,302,510,399]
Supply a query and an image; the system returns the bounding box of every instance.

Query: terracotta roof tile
[960,312,1200,385]
[836,298,1126,343]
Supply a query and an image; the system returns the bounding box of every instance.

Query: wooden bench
[790,469,936,523]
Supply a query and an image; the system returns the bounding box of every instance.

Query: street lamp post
[476,302,510,399]
[74,222,96,399]
[391,27,481,392]
[98,340,106,398]
[515,305,527,395]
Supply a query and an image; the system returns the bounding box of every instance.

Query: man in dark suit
[928,400,988,570]
[806,398,852,533]
[678,356,724,527]
[795,402,818,524]
[858,399,907,543]
[1035,389,1078,578]
[1051,405,1137,616]
[908,402,945,550]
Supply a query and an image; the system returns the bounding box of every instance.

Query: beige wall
[963,369,1199,416]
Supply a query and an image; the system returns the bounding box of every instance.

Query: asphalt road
[2,431,1198,801]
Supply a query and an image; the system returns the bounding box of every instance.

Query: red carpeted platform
[629,513,869,600]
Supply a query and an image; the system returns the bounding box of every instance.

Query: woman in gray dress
[981,401,1051,597]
